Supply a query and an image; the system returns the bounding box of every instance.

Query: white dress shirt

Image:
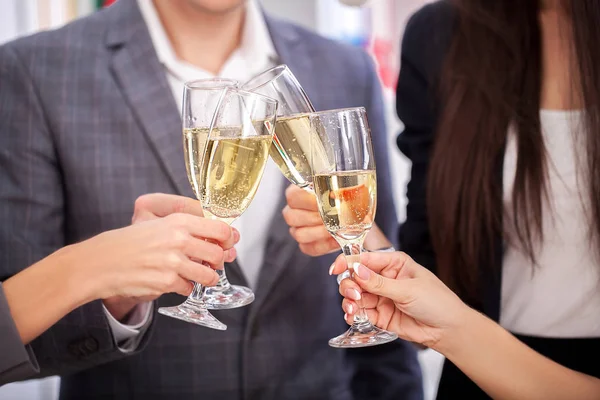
[138,0,284,289]
[103,0,284,348]
[501,110,600,337]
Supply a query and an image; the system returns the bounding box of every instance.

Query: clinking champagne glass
[158,78,239,330]
[242,65,316,191]
[196,87,277,312]
[309,107,398,348]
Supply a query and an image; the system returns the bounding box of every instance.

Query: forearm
[2,246,96,344]
[438,308,600,400]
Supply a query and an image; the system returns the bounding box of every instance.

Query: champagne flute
[242,65,316,191]
[197,87,277,311]
[158,78,239,329]
[309,107,398,348]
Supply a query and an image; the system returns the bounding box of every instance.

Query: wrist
[432,305,484,358]
[52,243,102,305]
[102,296,140,322]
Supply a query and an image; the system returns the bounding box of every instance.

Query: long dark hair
[427,0,600,305]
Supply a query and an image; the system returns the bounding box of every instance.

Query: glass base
[204,284,255,310]
[158,300,227,330]
[329,322,398,348]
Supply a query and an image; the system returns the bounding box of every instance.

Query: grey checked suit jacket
[0,0,422,399]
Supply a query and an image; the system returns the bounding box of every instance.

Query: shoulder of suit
[266,14,371,62]
[401,0,455,82]
[0,6,111,57]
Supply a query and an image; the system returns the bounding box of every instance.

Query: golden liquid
[313,170,377,242]
[270,114,314,188]
[199,134,272,224]
[183,127,210,200]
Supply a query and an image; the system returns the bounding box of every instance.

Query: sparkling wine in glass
[242,65,316,191]
[310,107,398,348]
[195,87,276,311]
[158,78,239,329]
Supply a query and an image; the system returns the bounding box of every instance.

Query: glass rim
[184,78,239,90]
[242,64,290,91]
[309,106,367,117]
[228,88,279,106]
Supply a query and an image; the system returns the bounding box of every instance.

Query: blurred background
[0,0,443,399]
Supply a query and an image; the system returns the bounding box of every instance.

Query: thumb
[353,263,413,304]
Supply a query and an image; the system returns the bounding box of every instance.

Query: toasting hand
[282,185,393,257]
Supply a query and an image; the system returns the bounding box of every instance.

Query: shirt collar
[137,0,277,81]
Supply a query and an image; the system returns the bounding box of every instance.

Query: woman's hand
[80,193,238,319]
[333,251,469,350]
[282,185,393,257]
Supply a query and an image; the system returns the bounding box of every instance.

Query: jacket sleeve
[0,42,154,379]
[396,3,450,274]
[349,50,423,400]
[0,284,39,386]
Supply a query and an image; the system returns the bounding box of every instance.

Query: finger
[330,253,348,275]
[232,228,240,244]
[282,206,323,228]
[353,263,413,304]
[285,184,318,211]
[339,278,362,299]
[178,260,220,287]
[299,237,339,257]
[184,238,226,269]
[171,214,236,248]
[357,251,412,275]
[344,308,378,325]
[172,278,195,297]
[134,194,204,220]
[224,247,237,263]
[339,281,380,308]
[289,226,331,244]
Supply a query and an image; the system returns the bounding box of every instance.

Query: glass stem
[340,242,370,326]
[188,282,205,305]
[215,269,231,289]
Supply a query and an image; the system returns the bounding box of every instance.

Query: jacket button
[68,337,99,358]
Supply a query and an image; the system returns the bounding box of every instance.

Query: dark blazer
[397,1,600,399]
[0,0,422,398]
[0,284,38,386]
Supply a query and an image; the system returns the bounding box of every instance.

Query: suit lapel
[105,0,193,198]
[249,17,326,314]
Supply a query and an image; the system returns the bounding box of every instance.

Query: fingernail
[232,228,240,242]
[329,263,335,275]
[345,288,361,301]
[347,303,354,314]
[344,313,348,321]
[355,263,371,280]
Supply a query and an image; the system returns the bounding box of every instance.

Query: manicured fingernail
[347,303,354,314]
[345,288,361,301]
[344,313,349,321]
[329,263,335,275]
[355,263,371,280]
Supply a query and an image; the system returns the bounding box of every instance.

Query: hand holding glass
[309,107,398,348]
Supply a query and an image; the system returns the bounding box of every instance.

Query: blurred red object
[102,0,117,7]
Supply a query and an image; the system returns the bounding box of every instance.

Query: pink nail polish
[356,263,371,280]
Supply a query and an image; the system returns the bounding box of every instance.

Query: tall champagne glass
[158,78,239,329]
[196,87,277,311]
[242,65,316,190]
[310,107,398,348]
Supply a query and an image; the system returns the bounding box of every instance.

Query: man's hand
[282,185,393,257]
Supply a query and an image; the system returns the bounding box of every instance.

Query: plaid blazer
[0,0,422,399]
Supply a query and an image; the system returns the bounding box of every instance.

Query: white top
[500,110,600,338]
[138,0,284,289]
